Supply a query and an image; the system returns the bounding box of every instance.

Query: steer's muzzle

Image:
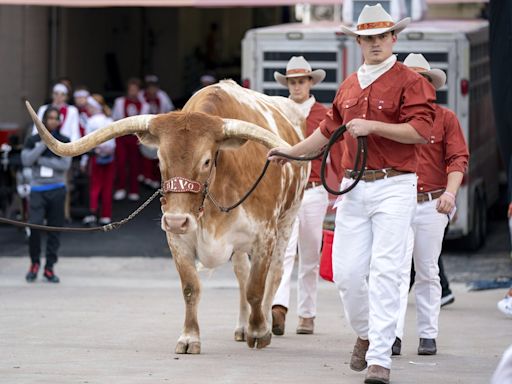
[161,212,197,234]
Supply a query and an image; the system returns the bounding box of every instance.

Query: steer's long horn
[25,100,155,157]
[222,119,291,149]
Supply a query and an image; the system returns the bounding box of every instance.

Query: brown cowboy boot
[350,337,369,371]
[364,365,390,384]
[271,305,287,336]
[296,316,314,334]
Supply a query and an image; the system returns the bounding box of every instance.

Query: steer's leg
[232,251,251,342]
[246,238,275,349]
[170,240,202,354]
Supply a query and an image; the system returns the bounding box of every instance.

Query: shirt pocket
[342,98,359,110]
[369,97,398,120]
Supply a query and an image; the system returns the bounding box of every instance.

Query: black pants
[28,187,66,268]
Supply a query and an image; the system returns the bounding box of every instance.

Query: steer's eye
[204,159,210,167]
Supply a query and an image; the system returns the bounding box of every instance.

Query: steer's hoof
[246,331,272,349]
[234,327,246,342]
[175,341,201,354]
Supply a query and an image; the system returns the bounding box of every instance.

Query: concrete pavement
[0,256,510,384]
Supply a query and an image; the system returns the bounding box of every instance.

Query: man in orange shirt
[271,56,337,336]
[268,4,435,383]
[394,54,469,356]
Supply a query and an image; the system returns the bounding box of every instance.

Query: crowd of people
[21,74,181,283]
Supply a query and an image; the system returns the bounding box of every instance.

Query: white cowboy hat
[341,3,410,37]
[274,56,326,87]
[403,53,447,90]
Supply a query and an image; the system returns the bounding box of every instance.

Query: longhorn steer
[27,80,310,354]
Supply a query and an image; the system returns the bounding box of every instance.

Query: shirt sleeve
[112,98,124,121]
[399,77,436,140]
[319,100,344,139]
[443,110,469,174]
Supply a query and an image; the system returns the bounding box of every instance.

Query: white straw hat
[403,53,447,90]
[274,56,326,87]
[341,3,410,37]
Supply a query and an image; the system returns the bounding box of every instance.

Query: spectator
[33,83,80,143]
[139,74,174,189]
[22,107,71,283]
[112,78,149,201]
[73,87,91,138]
[82,95,115,226]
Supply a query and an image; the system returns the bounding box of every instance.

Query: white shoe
[498,295,512,318]
[99,217,112,225]
[82,215,97,225]
[113,189,126,200]
[128,193,140,201]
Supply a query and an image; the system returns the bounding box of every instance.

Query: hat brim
[274,69,326,87]
[419,68,447,90]
[341,17,410,37]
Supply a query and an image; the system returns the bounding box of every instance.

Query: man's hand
[437,192,455,214]
[346,118,374,138]
[268,147,293,165]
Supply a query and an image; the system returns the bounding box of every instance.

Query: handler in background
[394,53,469,356]
[268,4,435,383]
[271,56,341,336]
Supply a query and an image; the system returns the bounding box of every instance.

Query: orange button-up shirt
[319,62,436,173]
[417,104,469,192]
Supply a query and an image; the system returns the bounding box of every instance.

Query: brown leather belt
[306,181,321,190]
[344,168,410,182]
[417,189,445,203]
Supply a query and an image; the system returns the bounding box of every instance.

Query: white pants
[273,185,329,318]
[396,199,449,339]
[332,174,417,369]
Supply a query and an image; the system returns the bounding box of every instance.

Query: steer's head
[26,101,290,235]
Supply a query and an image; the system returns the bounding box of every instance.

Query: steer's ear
[137,132,159,147]
[218,137,248,151]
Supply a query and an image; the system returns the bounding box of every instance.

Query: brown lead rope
[0,188,162,233]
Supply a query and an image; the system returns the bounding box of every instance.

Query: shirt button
[345,105,349,108]
[430,140,434,143]
[420,187,424,191]
[362,114,366,118]
[378,106,382,110]
[364,97,368,101]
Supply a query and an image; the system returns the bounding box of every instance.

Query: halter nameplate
[162,177,203,194]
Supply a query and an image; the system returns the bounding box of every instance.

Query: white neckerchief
[292,95,316,118]
[357,55,397,89]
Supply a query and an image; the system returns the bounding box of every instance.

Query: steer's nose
[162,213,191,234]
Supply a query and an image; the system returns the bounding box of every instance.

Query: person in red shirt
[112,78,149,201]
[394,54,469,356]
[270,56,334,336]
[139,75,175,189]
[268,5,435,383]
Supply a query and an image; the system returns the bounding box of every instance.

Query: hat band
[286,68,311,76]
[357,21,395,31]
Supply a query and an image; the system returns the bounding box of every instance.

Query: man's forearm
[371,121,426,144]
[290,128,330,157]
[445,171,464,195]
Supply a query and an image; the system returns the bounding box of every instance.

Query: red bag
[319,230,334,282]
